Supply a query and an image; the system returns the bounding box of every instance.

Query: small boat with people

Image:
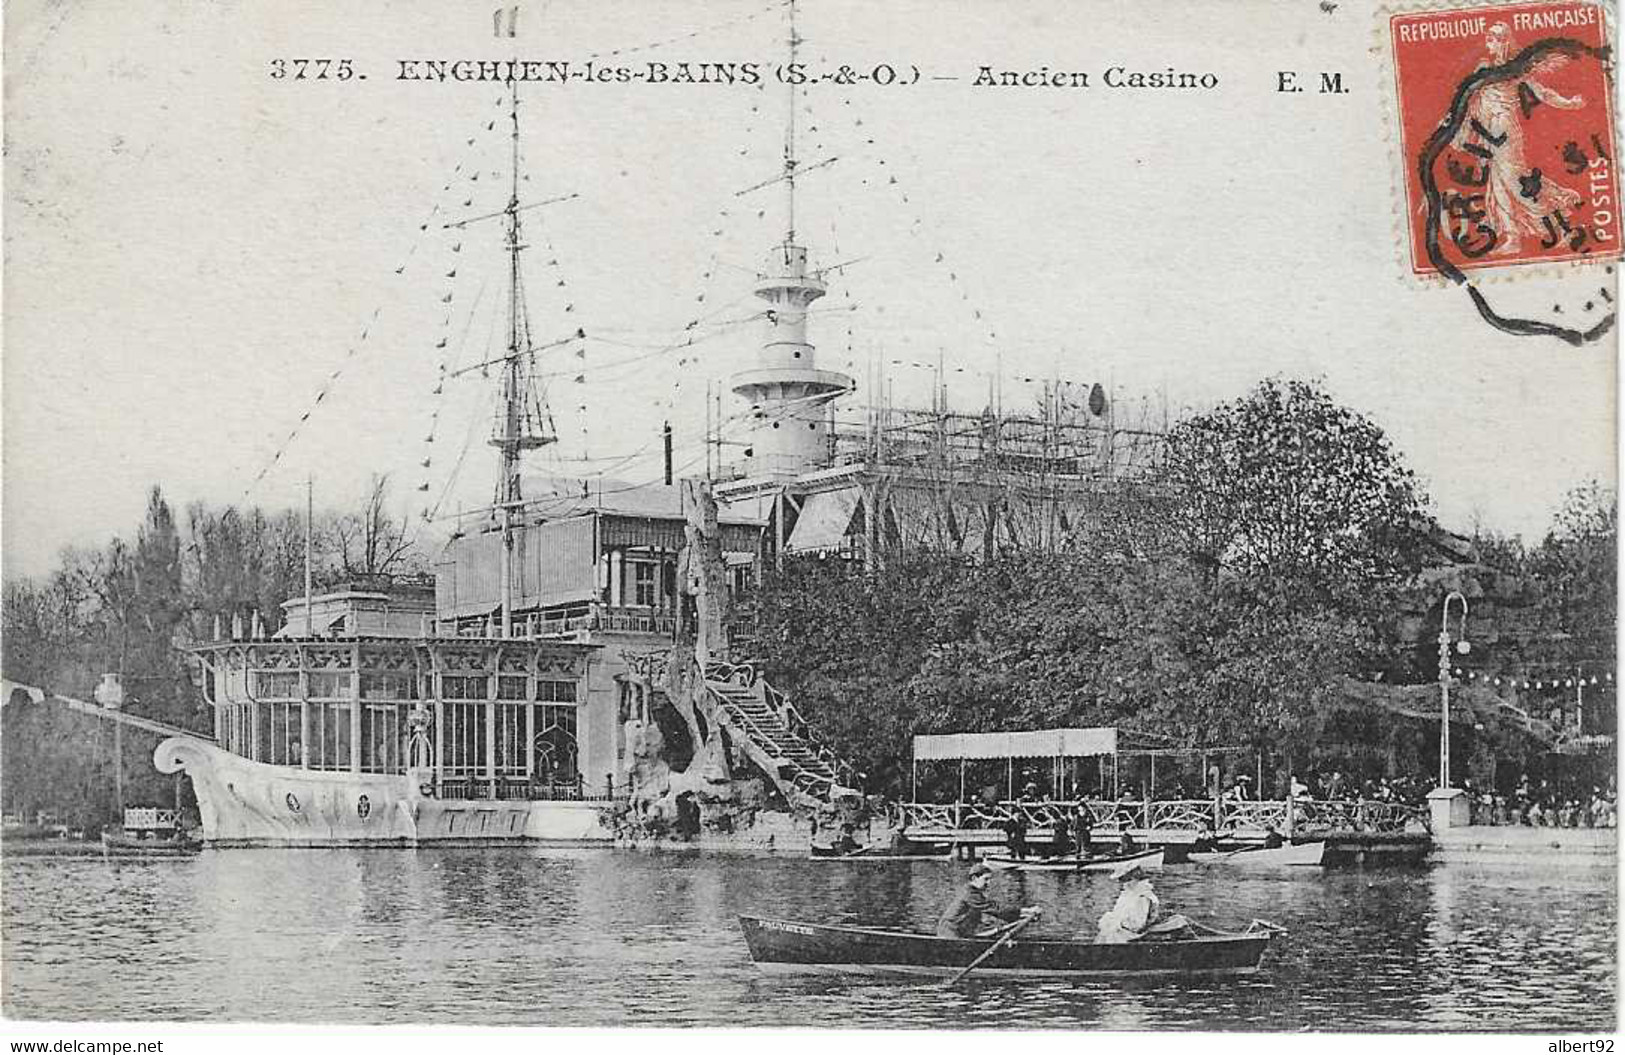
[809,824,953,860]
[1189,840,1326,867]
[100,830,203,857]
[743,856,1283,979]
[980,846,1165,873]
[99,807,202,858]
[738,914,1277,977]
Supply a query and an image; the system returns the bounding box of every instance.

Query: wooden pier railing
[900,797,1427,838]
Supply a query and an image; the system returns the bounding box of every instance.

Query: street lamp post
[93,673,126,819]
[1438,591,1470,790]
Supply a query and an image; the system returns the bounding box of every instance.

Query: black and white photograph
[1,0,1617,1041]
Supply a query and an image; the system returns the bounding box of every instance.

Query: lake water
[1,848,1615,1030]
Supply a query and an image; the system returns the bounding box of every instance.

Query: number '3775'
[269,59,357,80]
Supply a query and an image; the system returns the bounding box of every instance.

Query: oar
[943,914,1036,988]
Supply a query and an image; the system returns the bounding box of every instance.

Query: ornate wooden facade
[193,636,604,801]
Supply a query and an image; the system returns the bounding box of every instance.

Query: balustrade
[900,797,1428,835]
[428,777,619,803]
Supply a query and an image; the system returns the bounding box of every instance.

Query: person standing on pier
[1074,803,1094,858]
[1004,787,1037,861]
[1050,809,1073,858]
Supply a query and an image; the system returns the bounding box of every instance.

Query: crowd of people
[1251,769,1617,828]
[1281,771,1434,807]
[934,765,1618,841]
[1460,776,1617,828]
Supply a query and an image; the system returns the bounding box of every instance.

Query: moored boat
[1190,840,1326,867]
[738,914,1276,977]
[809,849,953,861]
[980,846,1164,873]
[100,830,203,857]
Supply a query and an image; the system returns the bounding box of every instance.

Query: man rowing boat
[936,862,1040,938]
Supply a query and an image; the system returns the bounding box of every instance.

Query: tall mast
[500,80,521,639]
[727,0,852,480]
[784,0,800,248]
[304,476,314,632]
[488,77,556,638]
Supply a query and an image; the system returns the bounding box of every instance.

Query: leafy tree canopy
[1163,378,1428,595]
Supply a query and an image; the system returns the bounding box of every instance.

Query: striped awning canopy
[786,488,860,554]
[913,728,1118,761]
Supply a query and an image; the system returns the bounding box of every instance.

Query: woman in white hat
[1094,862,1194,943]
[1094,861,1159,943]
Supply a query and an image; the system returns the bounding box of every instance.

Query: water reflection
[1,850,1614,1030]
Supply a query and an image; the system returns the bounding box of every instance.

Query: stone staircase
[700,668,847,808]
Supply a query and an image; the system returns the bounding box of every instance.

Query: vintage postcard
[2,0,1616,1043]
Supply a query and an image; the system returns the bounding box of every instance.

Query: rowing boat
[809,849,953,862]
[980,846,1164,873]
[100,831,202,857]
[738,914,1276,977]
[1189,840,1326,867]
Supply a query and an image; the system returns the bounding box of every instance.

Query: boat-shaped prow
[738,915,1280,978]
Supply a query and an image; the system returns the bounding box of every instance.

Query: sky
[3,0,1617,580]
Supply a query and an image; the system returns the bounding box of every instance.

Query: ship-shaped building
[158,22,1168,845]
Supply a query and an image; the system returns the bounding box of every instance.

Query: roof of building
[514,476,764,526]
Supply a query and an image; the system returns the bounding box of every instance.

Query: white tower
[729,0,852,478]
[731,242,853,476]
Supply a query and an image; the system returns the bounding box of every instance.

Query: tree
[1163,378,1428,594]
[332,474,419,579]
[741,379,1446,798]
[1526,481,1617,675]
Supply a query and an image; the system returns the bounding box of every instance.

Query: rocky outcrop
[607,478,861,847]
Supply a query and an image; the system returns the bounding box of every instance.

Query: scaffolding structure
[715,377,1174,563]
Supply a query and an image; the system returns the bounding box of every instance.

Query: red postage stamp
[1390,2,1620,278]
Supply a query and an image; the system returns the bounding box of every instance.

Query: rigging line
[581,0,790,63]
[804,78,999,342]
[734,154,839,197]
[442,192,579,230]
[712,259,763,276]
[571,325,750,366]
[715,389,847,434]
[547,430,710,481]
[442,276,492,376]
[589,449,712,497]
[433,434,715,526]
[545,311,767,379]
[417,277,492,493]
[654,290,762,337]
[553,438,663,480]
[673,77,767,331]
[694,289,763,323]
[241,107,513,501]
[425,387,496,522]
[449,330,583,379]
[543,436,662,466]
